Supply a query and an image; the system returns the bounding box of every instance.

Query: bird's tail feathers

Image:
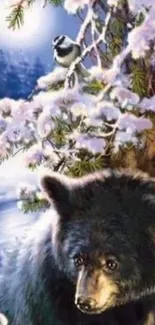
[77,63,90,78]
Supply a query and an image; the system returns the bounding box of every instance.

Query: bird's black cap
[52,35,66,48]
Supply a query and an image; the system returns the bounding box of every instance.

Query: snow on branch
[128,6,155,59]
[127,0,155,13]
[76,5,93,45]
[64,0,93,14]
[65,4,113,86]
[37,67,67,90]
[139,95,155,113]
[1,0,155,213]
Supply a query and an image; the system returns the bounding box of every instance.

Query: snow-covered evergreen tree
[1,0,155,212]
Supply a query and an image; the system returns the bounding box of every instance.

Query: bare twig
[76,7,92,46]
[54,156,66,171]
[9,0,25,7]
[8,0,29,9]
[96,83,112,102]
[13,146,27,156]
[96,45,131,102]
[66,6,113,83]
[88,126,117,138]
[90,4,102,68]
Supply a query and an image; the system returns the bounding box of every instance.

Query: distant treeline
[0,50,45,100]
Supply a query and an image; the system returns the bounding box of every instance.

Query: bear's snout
[76,296,97,313]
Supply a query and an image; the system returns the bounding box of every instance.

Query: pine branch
[82,80,105,94]
[21,198,50,214]
[6,0,35,29]
[6,0,63,29]
[67,155,104,177]
[47,0,63,6]
[6,5,24,29]
[131,62,148,97]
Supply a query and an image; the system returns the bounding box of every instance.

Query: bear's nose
[76,297,96,312]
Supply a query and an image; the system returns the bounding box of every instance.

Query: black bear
[0,169,155,325]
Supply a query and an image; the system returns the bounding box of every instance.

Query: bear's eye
[73,255,84,268]
[104,258,118,272]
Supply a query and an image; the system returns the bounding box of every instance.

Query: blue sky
[0,3,81,71]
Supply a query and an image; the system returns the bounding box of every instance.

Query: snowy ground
[0,155,39,244]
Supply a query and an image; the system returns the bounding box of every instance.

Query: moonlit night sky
[0,0,81,68]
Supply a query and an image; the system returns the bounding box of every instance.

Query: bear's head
[40,169,155,315]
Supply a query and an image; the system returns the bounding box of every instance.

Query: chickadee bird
[52,35,90,79]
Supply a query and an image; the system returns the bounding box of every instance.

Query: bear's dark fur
[1,169,155,325]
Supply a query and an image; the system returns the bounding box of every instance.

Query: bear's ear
[40,173,73,217]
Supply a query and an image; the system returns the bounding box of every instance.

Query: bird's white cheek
[53,50,57,59]
[60,42,71,49]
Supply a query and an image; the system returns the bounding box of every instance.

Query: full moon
[0,0,55,49]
